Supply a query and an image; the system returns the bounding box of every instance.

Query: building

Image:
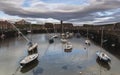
[15,19,30,25]
[0,20,13,30]
[44,23,53,29]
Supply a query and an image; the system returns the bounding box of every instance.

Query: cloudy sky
[0,0,120,25]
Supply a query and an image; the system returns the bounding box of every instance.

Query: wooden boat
[96,51,111,63]
[28,43,38,52]
[64,42,72,50]
[20,53,39,66]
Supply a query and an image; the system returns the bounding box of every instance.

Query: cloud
[0,0,120,25]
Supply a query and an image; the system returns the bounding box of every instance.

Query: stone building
[0,20,13,30]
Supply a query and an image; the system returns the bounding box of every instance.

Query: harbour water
[0,34,120,75]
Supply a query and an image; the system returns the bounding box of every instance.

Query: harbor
[0,34,120,75]
[0,0,120,75]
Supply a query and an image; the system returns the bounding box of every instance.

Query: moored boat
[61,38,67,43]
[64,42,72,50]
[85,39,91,45]
[96,51,111,63]
[20,53,39,66]
[28,43,38,51]
[49,37,54,44]
[52,34,58,38]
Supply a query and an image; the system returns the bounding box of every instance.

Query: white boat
[69,33,73,37]
[27,30,31,33]
[28,43,38,51]
[52,35,58,38]
[96,51,111,63]
[85,39,91,45]
[20,53,39,66]
[61,33,66,38]
[61,38,67,43]
[64,42,72,50]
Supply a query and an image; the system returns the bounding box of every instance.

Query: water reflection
[96,57,111,70]
[33,67,44,75]
[64,49,72,53]
[20,59,39,73]
[62,65,68,70]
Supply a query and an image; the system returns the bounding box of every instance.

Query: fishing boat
[96,51,111,63]
[64,42,72,50]
[20,53,39,66]
[28,42,38,52]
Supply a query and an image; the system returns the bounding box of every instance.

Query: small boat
[28,43,38,52]
[96,51,111,63]
[61,38,67,43]
[85,39,90,46]
[20,53,39,66]
[64,42,72,50]
[69,33,73,37]
[96,57,111,70]
[49,38,54,44]
[52,35,58,38]
[27,30,31,33]
[61,33,66,38]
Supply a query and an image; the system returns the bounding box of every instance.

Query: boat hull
[20,54,38,66]
[49,39,54,44]
[96,51,111,63]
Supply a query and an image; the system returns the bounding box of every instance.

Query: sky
[0,0,120,25]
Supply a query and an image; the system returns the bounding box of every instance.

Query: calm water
[0,34,120,75]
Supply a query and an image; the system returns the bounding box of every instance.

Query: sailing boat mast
[87,27,88,39]
[101,27,104,47]
[99,27,104,75]
[61,20,63,33]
